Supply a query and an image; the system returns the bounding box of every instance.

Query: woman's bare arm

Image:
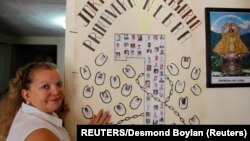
[25,128,60,141]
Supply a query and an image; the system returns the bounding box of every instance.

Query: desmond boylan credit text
[78,126,247,138]
[81,128,202,137]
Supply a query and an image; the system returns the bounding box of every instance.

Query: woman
[0,61,111,141]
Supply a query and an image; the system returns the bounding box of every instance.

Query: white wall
[65,0,250,128]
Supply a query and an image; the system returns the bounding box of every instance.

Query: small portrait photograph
[137,44,141,49]
[137,51,142,56]
[153,120,158,125]
[124,34,129,40]
[115,52,121,58]
[154,76,158,81]
[131,50,135,55]
[137,34,142,41]
[147,49,152,53]
[115,34,121,41]
[124,42,129,47]
[154,69,159,74]
[155,55,158,61]
[153,105,158,110]
[116,43,120,48]
[132,34,136,40]
[145,80,151,88]
[153,89,158,95]
[124,50,129,56]
[146,96,151,101]
[160,64,163,69]
[147,57,151,63]
[130,43,135,48]
[160,49,164,55]
[153,35,158,40]
[148,42,151,47]
[146,112,151,117]
[147,35,151,40]
[146,118,151,124]
[154,47,159,53]
[160,71,164,76]
[146,65,152,71]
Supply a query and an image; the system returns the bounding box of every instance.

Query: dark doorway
[0,44,57,99]
[10,44,57,79]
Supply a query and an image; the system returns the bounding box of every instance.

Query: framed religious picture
[205,8,250,87]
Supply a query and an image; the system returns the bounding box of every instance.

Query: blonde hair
[0,61,57,141]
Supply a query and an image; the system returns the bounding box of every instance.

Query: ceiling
[0,0,66,37]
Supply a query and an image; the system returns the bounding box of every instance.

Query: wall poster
[64,0,213,139]
[205,8,250,87]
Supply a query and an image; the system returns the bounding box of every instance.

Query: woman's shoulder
[7,107,56,140]
[6,112,48,141]
[24,128,60,141]
[13,106,52,126]
[7,127,60,141]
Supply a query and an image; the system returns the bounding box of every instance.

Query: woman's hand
[56,104,70,121]
[89,109,112,125]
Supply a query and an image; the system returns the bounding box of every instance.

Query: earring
[26,101,30,105]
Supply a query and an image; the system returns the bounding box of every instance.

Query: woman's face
[23,69,64,114]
